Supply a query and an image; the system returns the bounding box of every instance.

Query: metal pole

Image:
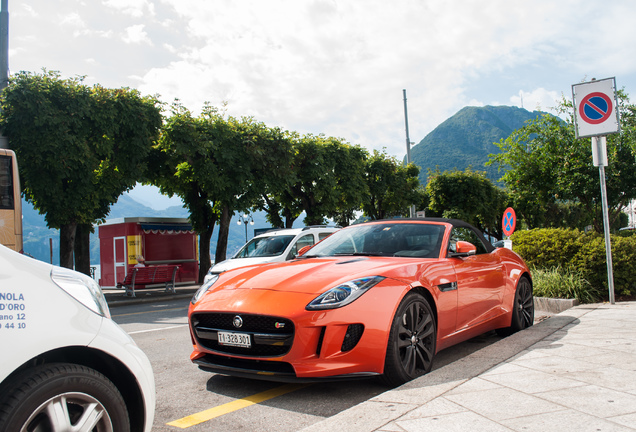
[403,89,415,218]
[595,136,615,304]
[0,0,7,92]
[0,0,8,149]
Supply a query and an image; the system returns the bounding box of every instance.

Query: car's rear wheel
[497,276,534,337]
[381,292,436,387]
[0,363,130,432]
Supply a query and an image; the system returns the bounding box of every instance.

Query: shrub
[511,228,636,299]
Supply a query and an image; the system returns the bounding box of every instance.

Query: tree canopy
[363,150,423,220]
[0,70,162,270]
[426,167,508,237]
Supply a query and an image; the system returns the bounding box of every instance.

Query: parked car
[189,218,533,386]
[203,226,339,282]
[0,244,155,431]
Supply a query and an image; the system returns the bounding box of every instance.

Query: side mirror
[448,241,477,258]
[297,245,313,257]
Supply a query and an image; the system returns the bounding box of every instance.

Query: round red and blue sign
[579,92,613,125]
[502,207,516,237]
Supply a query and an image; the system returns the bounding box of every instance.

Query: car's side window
[318,232,332,241]
[288,234,315,259]
[449,227,488,255]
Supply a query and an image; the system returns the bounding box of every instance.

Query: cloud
[102,0,155,18]
[510,88,563,114]
[122,24,151,45]
[9,0,636,158]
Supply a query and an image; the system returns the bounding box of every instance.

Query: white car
[204,226,338,282]
[0,244,155,431]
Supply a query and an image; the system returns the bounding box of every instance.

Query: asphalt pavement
[103,286,636,432]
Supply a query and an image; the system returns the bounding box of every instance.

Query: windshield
[304,223,446,258]
[234,235,296,258]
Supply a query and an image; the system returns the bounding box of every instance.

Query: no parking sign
[572,77,620,138]
[502,207,516,237]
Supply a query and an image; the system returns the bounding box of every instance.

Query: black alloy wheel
[382,292,436,387]
[497,276,534,336]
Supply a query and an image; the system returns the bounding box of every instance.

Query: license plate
[217,331,251,348]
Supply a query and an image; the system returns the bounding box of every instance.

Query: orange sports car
[188,218,533,386]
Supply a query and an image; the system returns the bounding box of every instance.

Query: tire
[381,292,436,387]
[0,363,130,432]
[497,276,534,337]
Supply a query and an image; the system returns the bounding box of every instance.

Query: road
[111,298,504,431]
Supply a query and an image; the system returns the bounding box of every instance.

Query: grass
[531,266,602,304]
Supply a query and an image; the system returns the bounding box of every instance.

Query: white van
[204,226,338,282]
[0,244,155,431]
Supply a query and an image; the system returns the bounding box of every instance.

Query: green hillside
[411,105,544,184]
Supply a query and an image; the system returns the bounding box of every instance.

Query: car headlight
[306,276,385,310]
[192,274,219,304]
[51,267,111,318]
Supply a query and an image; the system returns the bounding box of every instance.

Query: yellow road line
[167,383,310,428]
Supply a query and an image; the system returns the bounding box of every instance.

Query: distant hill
[411,105,544,184]
[22,194,190,265]
[22,194,286,266]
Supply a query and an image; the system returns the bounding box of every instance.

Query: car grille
[191,312,295,357]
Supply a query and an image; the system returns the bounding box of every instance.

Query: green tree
[426,168,509,238]
[280,134,367,226]
[0,70,162,270]
[489,93,636,232]
[151,103,295,280]
[150,103,228,282]
[362,150,423,220]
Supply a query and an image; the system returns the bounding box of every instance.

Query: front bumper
[189,280,410,380]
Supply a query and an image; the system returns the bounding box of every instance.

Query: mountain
[21,194,190,266]
[411,105,544,184]
[21,194,288,266]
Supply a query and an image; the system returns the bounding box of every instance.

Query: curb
[533,296,579,314]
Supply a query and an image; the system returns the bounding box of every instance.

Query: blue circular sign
[502,207,516,237]
[579,92,613,125]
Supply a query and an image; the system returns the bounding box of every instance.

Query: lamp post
[237,214,254,243]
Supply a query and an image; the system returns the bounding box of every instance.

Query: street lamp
[237,214,254,243]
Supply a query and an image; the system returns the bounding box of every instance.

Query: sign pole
[595,137,615,304]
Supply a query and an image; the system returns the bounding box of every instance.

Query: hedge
[510,228,636,298]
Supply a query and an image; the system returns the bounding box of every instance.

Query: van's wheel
[497,276,534,337]
[0,363,130,432]
[381,292,436,387]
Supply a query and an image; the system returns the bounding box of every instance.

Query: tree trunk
[198,225,214,284]
[74,223,92,276]
[215,204,231,263]
[59,222,77,269]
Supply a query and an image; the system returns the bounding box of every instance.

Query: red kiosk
[99,217,198,290]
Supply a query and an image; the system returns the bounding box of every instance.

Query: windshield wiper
[333,252,384,257]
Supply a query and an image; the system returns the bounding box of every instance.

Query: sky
[7,0,636,209]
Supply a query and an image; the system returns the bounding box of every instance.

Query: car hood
[210,256,424,295]
[211,256,282,273]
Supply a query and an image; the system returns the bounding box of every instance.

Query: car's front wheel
[0,363,130,432]
[381,292,436,387]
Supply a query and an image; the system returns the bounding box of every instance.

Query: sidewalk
[300,301,636,432]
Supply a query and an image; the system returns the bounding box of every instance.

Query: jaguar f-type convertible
[188,218,533,386]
